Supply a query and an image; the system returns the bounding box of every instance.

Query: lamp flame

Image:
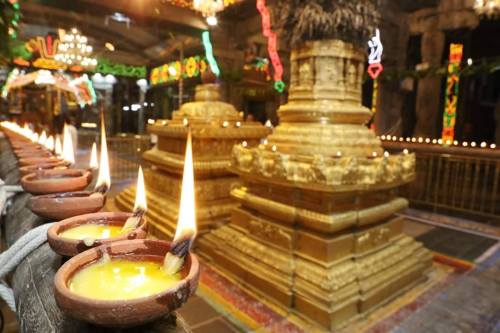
[32,132,39,144]
[174,130,197,242]
[134,166,147,212]
[55,136,63,156]
[62,124,75,165]
[94,113,111,192]
[45,135,54,151]
[89,142,98,170]
[38,131,47,145]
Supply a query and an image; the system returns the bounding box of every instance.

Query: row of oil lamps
[0,120,199,327]
[379,135,497,149]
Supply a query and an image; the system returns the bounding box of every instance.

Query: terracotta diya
[18,156,63,167]
[47,211,147,256]
[46,165,146,255]
[21,169,92,194]
[54,239,199,327]
[54,131,199,327]
[19,161,69,177]
[15,149,52,159]
[31,191,105,222]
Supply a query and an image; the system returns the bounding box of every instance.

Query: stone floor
[1,217,499,333]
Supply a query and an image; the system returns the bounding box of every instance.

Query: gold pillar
[199,40,432,330]
[115,83,271,239]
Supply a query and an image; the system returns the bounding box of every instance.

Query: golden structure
[199,40,432,330]
[115,83,270,238]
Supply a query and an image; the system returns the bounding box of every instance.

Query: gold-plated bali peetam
[116,81,271,238]
[198,1,432,330]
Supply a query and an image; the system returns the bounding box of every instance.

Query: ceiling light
[105,42,115,51]
[206,15,218,26]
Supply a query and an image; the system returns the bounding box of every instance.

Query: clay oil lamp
[21,168,92,194]
[21,125,92,194]
[19,158,69,177]
[30,120,110,219]
[54,131,199,327]
[47,166,148,256]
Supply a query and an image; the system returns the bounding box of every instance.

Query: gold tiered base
[199,185,432,330]
[116,84,270,238]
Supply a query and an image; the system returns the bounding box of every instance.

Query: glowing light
[481,142,487,148]
[89,142,98,170]
[384,151,389,157]
[265,119,273,128]
[202,31,221,77]
[38,130,47,145]
[134,166,147,212]
[256,0,285,93]
[491,144,497,149]
[206,15,218,26]
[45,135,54,151]
[95,113,111,192]
[62,125,75,165]
[174,131,197,241]
[242,141,248,147]
[55,136,62,156]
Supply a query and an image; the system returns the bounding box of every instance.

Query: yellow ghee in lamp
[59,224,124,240]
[69,259,181,300]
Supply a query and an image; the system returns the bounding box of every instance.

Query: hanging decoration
[149,56,208,86]
[55,28,97,69]
[367,28,384,123]
[92,58,147,78]
[441,43,463,142]
[1,0,20,41]
[22,34,66,70]
[256,0,285,93]
[202,31,221,77]
[474,0,500,17]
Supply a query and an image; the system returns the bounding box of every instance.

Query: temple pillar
[414,30,445,138]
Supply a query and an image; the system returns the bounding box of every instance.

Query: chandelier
[474,0,500,18]
[193,0,224,25]
[55,28,97,68]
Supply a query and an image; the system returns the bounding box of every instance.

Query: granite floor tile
[193,317,242,333]
[177,296,221,327]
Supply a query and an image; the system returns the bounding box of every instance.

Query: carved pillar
[414,31,445,137]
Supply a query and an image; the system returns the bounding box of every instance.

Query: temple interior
[0,1,499,332]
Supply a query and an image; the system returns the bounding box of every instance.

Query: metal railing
[78,131,151,182]
[384,142,500,225]
[108,134,151,181]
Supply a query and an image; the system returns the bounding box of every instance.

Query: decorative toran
[256,0,285,93]
[367,28,384,126]
[441,43,463,142]
[149,55,208,86]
